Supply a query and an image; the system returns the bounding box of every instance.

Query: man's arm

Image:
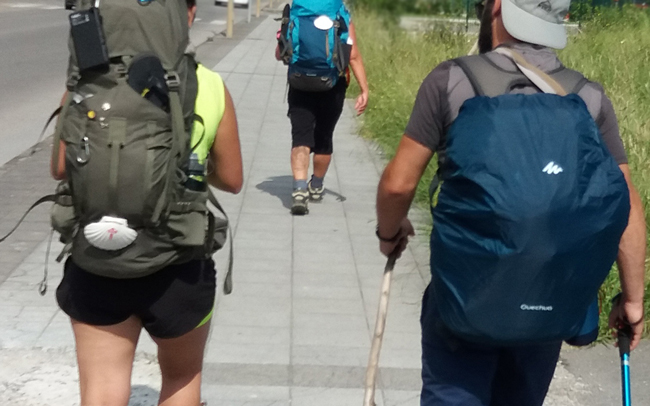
[347,22,369,116]
[609,164,646,350]
[376,136,434,257]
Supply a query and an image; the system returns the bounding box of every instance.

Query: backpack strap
[494,48,567,95]
[31,106,63,155]
[494,48,590,96]
[453,54,532,97]
[278,4,293,64]
[454,50,589,98]
[549,68,590,95]
[148,71,185,226]
[207,189,234,295]
[0,194,59,244]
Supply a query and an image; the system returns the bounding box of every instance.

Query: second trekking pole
[363,253,397,406]
[618,323,633,406]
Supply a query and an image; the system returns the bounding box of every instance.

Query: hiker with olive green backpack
[49,0,242,405]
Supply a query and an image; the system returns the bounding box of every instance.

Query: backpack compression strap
[149,71,186,226]
[207,190,234,295]
[0,194,59,243]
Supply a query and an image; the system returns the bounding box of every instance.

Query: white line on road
[7,3,63,10]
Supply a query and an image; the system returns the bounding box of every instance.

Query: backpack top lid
[72,0,189,71]
[291,0,345,17]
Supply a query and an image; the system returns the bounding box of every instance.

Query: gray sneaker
[308,180,324,202]
[291,189,309,215]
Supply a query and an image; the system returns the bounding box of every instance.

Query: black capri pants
[288,79,347,155]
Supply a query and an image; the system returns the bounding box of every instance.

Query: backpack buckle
[165,72,181,91]
[66,72,81,90]
[115,64,128,76]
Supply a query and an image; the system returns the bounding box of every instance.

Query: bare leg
[71,316,142,406]
[153,322,211,406]
[291,146,310,183]
[312,153,332,179]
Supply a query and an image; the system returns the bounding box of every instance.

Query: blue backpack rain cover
[430,56,630,346]
[286,0,351,92]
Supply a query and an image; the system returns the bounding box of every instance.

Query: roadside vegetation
[350,6,650,339]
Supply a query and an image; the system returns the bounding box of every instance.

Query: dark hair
[186,0,196,7]
[477,0,495,54]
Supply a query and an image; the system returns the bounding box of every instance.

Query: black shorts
[56,258,216,339]
[288,79,347,155]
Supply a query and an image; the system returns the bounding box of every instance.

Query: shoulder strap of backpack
[453,54,531,97]
[454,51,589,97]
[147,71,186,226]
[548,68,590,95]
[495,48,590,96]
[494,48,567,95]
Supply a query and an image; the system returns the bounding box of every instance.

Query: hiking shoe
[291,189,309,215]
[308,180,324,202]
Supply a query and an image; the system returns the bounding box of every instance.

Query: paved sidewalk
[0,12,648,406]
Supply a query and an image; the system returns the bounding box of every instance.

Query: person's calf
[312,153,332,179]
[153,323,210,406]
[290,146,310,180]
[158,371,203,406]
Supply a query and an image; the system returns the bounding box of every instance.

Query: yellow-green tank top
[189,64,226,181]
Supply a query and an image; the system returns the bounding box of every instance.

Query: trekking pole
[363,253,398,406]
[618,323,633,406]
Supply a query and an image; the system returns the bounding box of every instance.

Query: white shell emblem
[314,15,334,31]
[83,216,137,251]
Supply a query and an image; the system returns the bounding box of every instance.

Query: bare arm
[609,164,646,350]
[207,85,243,194]
[376,136,434,256]
[51,92,68,180]
[51,140,66,180]
[348,22,369,115]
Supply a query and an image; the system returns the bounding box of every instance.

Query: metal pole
[256,0,261,18]
[227,0,234,38]
[247,0,251,23]
[618,324,633,406]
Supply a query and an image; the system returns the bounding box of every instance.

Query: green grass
[351,7,650,340]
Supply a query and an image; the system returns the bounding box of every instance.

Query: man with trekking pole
[375,0,646,404]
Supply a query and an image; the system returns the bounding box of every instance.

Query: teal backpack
[279,0,352,91]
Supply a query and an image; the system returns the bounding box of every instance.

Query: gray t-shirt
[405,43,627,164]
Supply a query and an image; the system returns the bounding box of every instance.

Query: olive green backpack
[46,0,234,290]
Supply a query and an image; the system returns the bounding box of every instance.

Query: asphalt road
[0,0,252,167]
